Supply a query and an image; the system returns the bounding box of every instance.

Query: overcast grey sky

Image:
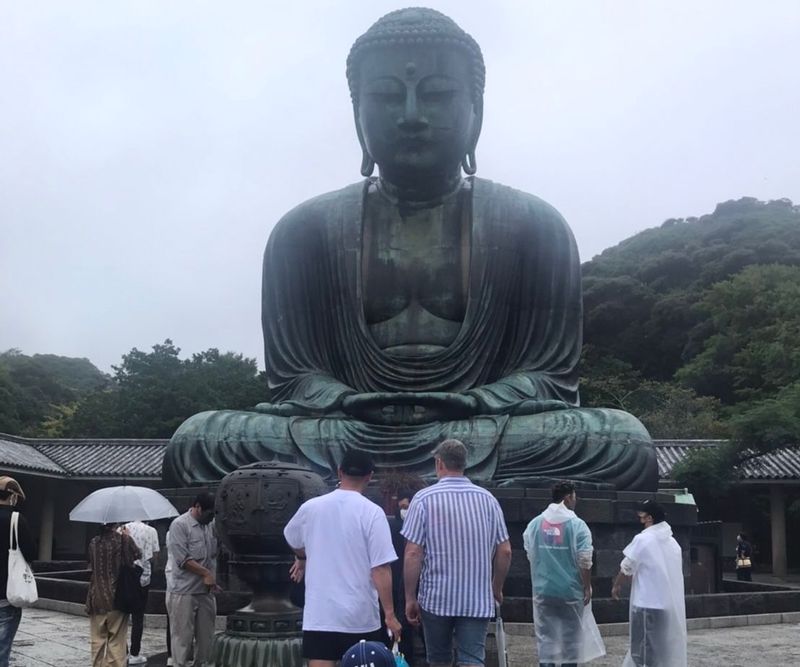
[2,1,799,372]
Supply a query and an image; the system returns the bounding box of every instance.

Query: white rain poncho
[621,521,687,667]
[523,503,605,664]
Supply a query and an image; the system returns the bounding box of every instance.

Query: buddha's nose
[398,92,428,132]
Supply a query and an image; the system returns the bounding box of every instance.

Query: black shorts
[302,628,388,661]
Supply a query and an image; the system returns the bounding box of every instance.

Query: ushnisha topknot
[346,7,486,106]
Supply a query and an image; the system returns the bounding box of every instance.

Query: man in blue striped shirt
[402,440,512,667]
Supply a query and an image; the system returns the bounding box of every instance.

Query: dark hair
[637,499,666,524]
[434,439,467,472]
[0,490,13,501]
[192,492,215,511]
[346,7,486,108]
[340,450,375,477]
[739,533,749,542]
[552,481,576,503]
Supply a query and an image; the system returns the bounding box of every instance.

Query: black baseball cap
[339,450,375,477]
[637,499,666,523]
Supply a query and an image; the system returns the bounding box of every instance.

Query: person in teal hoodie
[523,482,605,666]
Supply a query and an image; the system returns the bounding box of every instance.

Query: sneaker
[166,659,173,666]
[128,656,147,665]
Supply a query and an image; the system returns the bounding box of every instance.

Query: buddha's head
[347,8,485,189]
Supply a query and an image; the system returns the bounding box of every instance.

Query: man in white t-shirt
[123,520,160,665]
[284,450,401,667]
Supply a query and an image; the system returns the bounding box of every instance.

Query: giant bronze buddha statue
[163,8,657,490]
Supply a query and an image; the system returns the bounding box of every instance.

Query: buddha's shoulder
[270,182,365,238]
[473,177,569,230]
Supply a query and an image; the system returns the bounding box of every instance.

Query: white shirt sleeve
[367,508,397,568]
[577,551,594,570]
[620,556,636,576]
[283,504,306,550]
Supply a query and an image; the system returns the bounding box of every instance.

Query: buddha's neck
[377,173,463,207]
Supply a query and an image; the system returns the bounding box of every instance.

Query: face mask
[399,508,408,520]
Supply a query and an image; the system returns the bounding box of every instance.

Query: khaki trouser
[90,610,128,667]
[166,591,217,667]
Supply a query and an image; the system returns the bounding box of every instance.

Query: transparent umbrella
[69,485,179,524]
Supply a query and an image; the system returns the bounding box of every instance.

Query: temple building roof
[0,433,166,480]
[654,439,800,482]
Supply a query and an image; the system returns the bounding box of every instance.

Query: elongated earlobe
[360,151,375,177]
[461,150,477,175]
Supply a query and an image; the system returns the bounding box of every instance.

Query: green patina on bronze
[163,8,657,490]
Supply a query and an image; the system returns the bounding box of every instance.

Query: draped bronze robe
[163,177,656,489]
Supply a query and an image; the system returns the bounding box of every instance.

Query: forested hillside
[581,197,800,451]
[0,350,108,435]
[584,197,800,380]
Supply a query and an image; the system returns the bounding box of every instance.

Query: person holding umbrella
[69,485,179,667]
[86,522,141,666]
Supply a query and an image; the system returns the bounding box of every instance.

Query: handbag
[114,563,144,613]
[392,641,410,667]
[113,535,144,614]
[6,511,38,607]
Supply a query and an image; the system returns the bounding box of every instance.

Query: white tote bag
[7,511,38,607]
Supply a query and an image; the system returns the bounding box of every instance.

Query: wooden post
[770,485,787,578]
[38,492,55,561]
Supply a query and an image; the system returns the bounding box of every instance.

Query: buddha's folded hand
[253,402,315,417]
[341,392,479,425]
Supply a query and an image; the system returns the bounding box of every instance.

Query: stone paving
[8,608,800,666]
[9,608,166,667]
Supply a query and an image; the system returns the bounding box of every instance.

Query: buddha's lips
[394,137,434,150]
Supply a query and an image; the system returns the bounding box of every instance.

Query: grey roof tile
[0,436,65,474]
[654,439,800,481]
[0,433,167,479]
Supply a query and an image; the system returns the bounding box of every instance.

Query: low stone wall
[501,589,800,624]
[34,571,249,615]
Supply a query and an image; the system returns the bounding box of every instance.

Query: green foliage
[677,265,800,403]
[582,197,800,457]
[672,382,800,495]
[671,443,739,499]
[580,347,728,439]
[63,339,266,439]
[0,350,108,436]
[728,382,800,453]
[583,197,800,381]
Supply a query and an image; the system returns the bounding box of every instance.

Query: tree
[580,347,727,439]
[678,265,800,403]
[63,340,266,439]
[673,382,800,496]
[583,197,800,382]
[0,349,108,436]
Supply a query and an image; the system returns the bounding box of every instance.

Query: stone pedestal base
[210,610,303,667]
[211,634,302,667]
